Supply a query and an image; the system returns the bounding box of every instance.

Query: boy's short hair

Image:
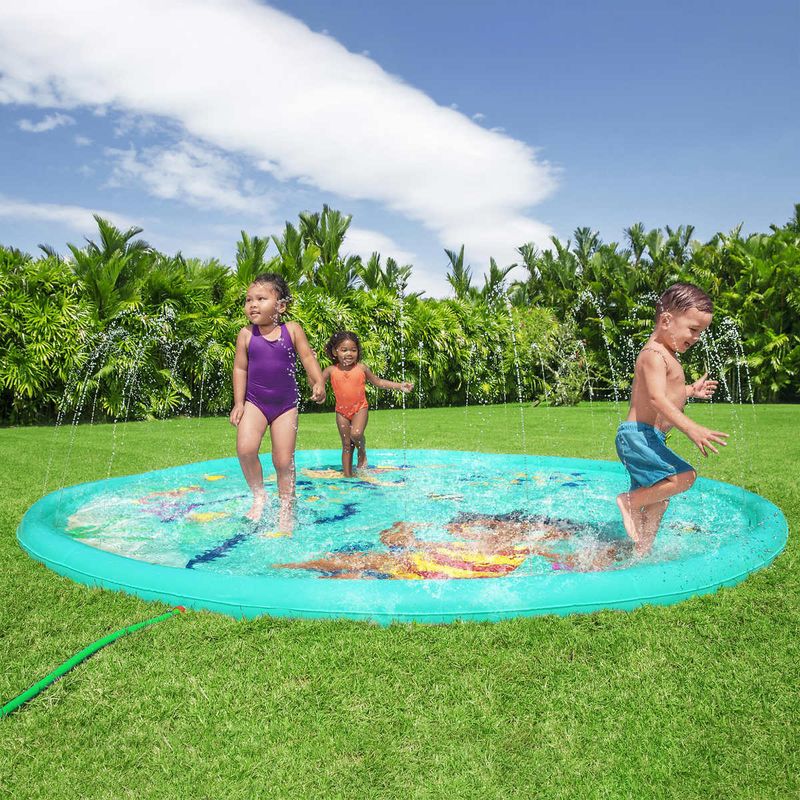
[325,331,362,363]
[251,272,291,305]
[655,283,712,321]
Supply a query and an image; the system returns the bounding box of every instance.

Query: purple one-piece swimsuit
[245,324,299,424]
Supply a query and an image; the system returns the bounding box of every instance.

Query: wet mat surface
[19,450,787,620]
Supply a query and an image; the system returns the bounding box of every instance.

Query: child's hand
[229,403,245,426]
[400,381,414,393]
[689,373,718,400]
[310,381,326,404]
[687,423,729,457]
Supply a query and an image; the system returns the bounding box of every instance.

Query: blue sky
[0,0,797,295]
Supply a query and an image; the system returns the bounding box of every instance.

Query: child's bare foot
[245,493,266,521]
[616,493,640,544]
[278,500,295,534]
[633,538,653,558]
[632,527,656,558]
[356,455,367,469]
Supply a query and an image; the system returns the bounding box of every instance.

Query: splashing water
[576,288,622,405]
[43,307,221,499]
[417,340,424,410]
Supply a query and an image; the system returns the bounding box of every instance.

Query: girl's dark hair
[655,282,712,321]
[325,331,361,364]
[251,272,292,305]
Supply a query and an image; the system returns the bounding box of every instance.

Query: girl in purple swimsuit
[230,273,325,531]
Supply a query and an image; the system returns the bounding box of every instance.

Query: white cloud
[472,112,486,121]
[0,195,138,231]
[141,229,236,262]
[74,134,92,146]
[113,112,162,138]
[344,227,453,297]
[405,267,452,298]
[344,226,416,265]
[18,112,75,132]
[0,0,558,265]
[105,141,274,216]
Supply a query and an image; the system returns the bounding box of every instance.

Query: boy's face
[244,283,286,326]
[660,307,712,353]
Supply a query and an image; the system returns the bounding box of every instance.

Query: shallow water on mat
[56,450,757,580]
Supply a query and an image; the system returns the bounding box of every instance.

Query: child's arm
[229,327,250,426]
[686,372,719,401]
[362,365,413,393]
[638,351,728,456]
[287,322,326,403]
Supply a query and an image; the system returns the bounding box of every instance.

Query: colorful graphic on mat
[58,450,739,581]
[274,514,624,578]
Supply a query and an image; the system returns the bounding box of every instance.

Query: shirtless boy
[615,283,729,555]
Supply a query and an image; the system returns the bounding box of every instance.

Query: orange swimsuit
[330,364,369,420]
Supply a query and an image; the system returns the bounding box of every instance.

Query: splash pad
[18,449,786,623]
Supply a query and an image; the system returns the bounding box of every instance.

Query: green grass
[1,403,798,799]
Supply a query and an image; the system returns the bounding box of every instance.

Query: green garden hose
[1,607,185,719]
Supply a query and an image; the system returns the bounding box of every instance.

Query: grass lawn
[1,403,798,799]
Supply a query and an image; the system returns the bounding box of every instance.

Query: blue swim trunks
[615,421,694,490]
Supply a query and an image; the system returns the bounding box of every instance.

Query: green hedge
[2,204,798,424]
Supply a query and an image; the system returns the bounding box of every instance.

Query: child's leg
[616,471,696,553]
[350,409,369,468]
[236,401,269,520]
[269,408,299,532]
[335,412,355,477]
[635,500,670,556]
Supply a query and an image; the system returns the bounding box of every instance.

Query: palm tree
[87,215,152,262]
[573,226,601,272]
[235,231,279,287]
[271,221,319,286]
[508,243,545,307]
[383,257,413,293]
[480,258,515,301]
[298,205,361,295]
[539,236,579,309]
[299,205,349,267]
[445,245,476,299]
[37,243,62,260]
[66,215,153,321]
[184,257,231,305]
[357,252,385,291]
[0,247,90,422]
[140,252,190,310]
[785,202,800,233]
[313,253,362,296]
[624,222,647,269]
[665,224,695,267]
[644,228,666,265]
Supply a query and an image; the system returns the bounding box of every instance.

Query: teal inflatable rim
[17,450,788,623]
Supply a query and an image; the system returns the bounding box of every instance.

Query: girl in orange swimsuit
[321,331,413,477]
